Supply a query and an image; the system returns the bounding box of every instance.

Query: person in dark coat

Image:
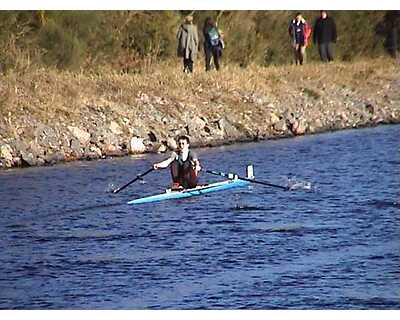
[203,17,223,71]
[313,11,337,62]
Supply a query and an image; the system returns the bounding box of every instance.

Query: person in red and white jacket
[288,12,312,65]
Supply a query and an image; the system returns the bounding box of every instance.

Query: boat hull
[127,179,249,205]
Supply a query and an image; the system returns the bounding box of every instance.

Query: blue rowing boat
[127,165,255,205]
[127,178,249,205]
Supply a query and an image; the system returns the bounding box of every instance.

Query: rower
[153,135,201,190]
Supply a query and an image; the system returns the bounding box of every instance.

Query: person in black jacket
[313,11,337,62]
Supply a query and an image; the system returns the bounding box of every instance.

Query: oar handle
[113,167,154,194]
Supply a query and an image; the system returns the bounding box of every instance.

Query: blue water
[0,125,399,309]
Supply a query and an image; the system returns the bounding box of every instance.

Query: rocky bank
[0,59,399,169]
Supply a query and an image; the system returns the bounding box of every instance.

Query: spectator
[289,13,312,65]
[177,15,199,73]
[387,11,400,59]
[313,10,337,62]
[203,17,224,71]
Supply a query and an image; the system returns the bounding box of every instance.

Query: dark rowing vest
[173,150,197,168]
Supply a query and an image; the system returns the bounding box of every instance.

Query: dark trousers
[183,57,193,73]
[293,44,306,65]
[389,27,398,58]
[205,46,221,71]
[170,160,198,189]
[318,42,334,62]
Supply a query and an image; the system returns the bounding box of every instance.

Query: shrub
[0,10,397,71]
[39,19,85,70]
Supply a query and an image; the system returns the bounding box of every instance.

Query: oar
[112,167,154,194]
[205,169,289,191]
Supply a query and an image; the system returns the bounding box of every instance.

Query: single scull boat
[127,165,254,205]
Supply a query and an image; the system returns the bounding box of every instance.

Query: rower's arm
[153,153,176,169]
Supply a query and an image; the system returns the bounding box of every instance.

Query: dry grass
[1,57,398,126]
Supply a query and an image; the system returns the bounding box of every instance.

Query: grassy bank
[1,58,399,121]
[0,58,399,168]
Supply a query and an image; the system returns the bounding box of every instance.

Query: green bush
[0,10,396,71]
[120,11,181,58]
[39,19,85,70]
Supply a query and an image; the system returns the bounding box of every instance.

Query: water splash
[106,183,116,193]
[107,177,150,193]
[285,176,316,192]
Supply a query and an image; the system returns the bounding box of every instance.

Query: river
[0,125,399,309]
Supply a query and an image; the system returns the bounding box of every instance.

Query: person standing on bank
[177,15,199,73]
[288,13,312,65]
[153,135,201,190]
[203,17,223,71]
[313,10,337,62]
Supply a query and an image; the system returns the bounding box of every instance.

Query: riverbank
[1,58,399,169]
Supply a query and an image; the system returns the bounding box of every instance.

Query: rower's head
[177,135,190,151]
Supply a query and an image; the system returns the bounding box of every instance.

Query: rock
[20,150,37,166]
[148,131,157,142]
[89,146,103,157]
[273,119,288,133]
[308,118,324,132]
[291,119,306,135]
[104,132,120,146]
[13,139,29,155]
[109,121,123,135]
[91,127,120,148]
[29,141,44,157]
[187,116,206,135]
[90,129,104,145]
[0,144,13,164]
[269,113,280,125]
[102,144,122,156]
[365,104,374,114]
[338,111,349,122]
[216,118,224,131]
[12,157,22,167]
[70,138,83,157]
[84,148,101,160]
[372,116,385,124]
[68,126,91,146]
[285,112,296,125]
[35,124,59,149]
[166,137,177,150]
[128,137,146,154]
[215,117,240,138]
[155,143,168,153]
[220,118,241,138]
[45,151,66,164]
[36,158,46,166]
